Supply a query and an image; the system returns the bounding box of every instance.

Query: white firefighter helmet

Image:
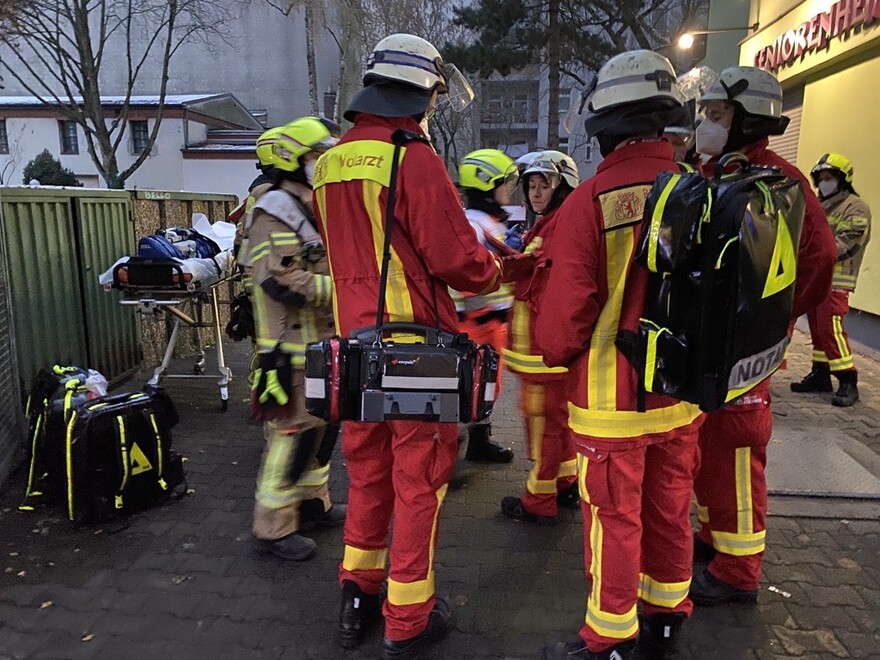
[366,34,447,92]
[588,49,685,113]
[521,150,580,190]
[700,66,783,119]
[345,33,474,120]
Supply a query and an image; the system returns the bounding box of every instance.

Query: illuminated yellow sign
[755,0,880,70]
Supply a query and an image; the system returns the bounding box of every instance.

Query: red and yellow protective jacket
[503,207,568,379]
[535,140,703,451]
[703,138,836,406]
[312,115,502,337]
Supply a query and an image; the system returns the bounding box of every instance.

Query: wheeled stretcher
[101,254,237,411]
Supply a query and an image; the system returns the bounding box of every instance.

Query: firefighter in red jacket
[538,51,705,660]
[690,66,836,606]
[312,34,503,660]
[500,150,580,524]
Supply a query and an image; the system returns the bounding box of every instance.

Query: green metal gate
[0,188,139,387]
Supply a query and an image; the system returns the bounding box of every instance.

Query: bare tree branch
[0,0,234,187]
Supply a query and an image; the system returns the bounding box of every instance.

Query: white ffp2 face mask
[304,160,316,186]
[818,180,839,198]
[695,119,729,157]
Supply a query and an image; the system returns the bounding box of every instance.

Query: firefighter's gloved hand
[501,252,537,283]
[260,370,289,406]
[504,224,525,251]
[252,349,293,407]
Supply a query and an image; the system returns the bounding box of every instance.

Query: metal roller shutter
[769,86,804,165]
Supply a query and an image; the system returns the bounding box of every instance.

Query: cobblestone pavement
[1,329,879,660]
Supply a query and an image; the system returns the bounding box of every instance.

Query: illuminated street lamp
[677,23,760,49]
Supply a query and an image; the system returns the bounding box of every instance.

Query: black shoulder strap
[374,130,432,338]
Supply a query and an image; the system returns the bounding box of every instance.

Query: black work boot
[692,533,716,564]
[832,371,859,407]
[465,424,514,463]
[253,533,317,561]
[338,580,383,649]
[380,596,452,659]
[638,612,684,660]
[543,638,638,660]
[689,567,757,606]
[501,496,556,525]
[557,481,581,510]
[299,499,347,532]
[790,362,833,393]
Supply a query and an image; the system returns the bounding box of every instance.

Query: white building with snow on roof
[0,93,264,198]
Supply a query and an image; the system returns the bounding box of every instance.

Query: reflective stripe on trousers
[576,428,700,651]
[694,405,771,591]
[807,289,856,373]
[339,420,458,642]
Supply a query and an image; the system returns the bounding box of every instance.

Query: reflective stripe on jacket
[312,114,502,338]
[822,190,871,291]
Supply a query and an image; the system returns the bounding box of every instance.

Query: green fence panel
[0,195,25,485]
[76,195,140,379]
[1,191,88,385]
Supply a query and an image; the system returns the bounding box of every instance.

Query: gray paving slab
[768,427,880,497]
[0,329,878,659]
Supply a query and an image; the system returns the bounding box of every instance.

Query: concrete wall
[182,157,257,200]
[0,2,342,127]
[702,0,752,72]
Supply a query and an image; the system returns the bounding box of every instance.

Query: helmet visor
[563,87,589,135]
[499,166,520,192]
[440,63,474,112]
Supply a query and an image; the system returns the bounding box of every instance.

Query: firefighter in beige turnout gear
[791,152,872,407]
[248,117,345,561]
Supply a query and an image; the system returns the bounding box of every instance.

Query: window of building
[0,120,8,154]
[59,120,79,154]
[130,120,150,155]
[558,137,569,152]
[559,89,571,113]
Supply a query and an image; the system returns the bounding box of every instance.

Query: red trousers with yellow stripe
[577,427,700,652]
[806,289,856,373]
[694,402,771,591]
[518,375,577,516]
[338,420,458,641]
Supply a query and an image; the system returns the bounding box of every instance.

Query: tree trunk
[304,2,320,115]
[546,0,560,149]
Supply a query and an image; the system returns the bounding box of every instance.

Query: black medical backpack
[22,381,185,524]
[618,154,806,412]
